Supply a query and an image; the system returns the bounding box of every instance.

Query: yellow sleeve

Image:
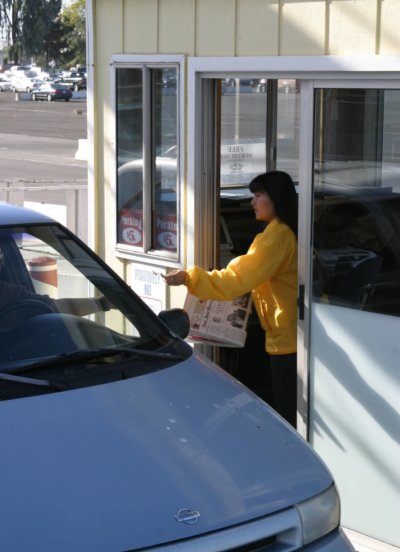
[185,221,296,301]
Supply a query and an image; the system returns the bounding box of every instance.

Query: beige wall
[94,0,400,57]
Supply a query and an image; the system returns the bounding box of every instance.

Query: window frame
[110,55,185,266]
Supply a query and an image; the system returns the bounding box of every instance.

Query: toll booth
[86,2,400,550]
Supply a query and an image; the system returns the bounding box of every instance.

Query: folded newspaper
[183,292,252,347]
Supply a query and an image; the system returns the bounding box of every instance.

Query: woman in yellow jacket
[164,171,298,427]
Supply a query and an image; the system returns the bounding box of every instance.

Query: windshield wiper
[0,372,64,390]
[7,345,185,375]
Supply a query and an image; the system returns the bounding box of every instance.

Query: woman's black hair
[249,171,298,237]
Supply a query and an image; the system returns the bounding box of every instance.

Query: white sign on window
[131,265,166,313]
[220,142,266,185]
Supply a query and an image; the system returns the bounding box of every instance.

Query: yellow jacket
[185,218,298,355]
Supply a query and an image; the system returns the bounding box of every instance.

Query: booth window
[312,89,400,317]
[115,65,179,257]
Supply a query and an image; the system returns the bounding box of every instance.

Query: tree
[22,0,62,61]
[40,16,69,68]
[0,0,62,65]
[0,0,23,64]
[0,0,86,70]
[58,0,85,69]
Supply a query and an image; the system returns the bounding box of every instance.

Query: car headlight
[295,484,340,545]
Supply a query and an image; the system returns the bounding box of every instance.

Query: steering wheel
[0,298,55,324]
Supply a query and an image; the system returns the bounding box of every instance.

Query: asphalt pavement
[0,91,88,239]
[0,91,87,184]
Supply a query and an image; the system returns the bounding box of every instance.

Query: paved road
[0,92,87,184]
[0,91,88,239]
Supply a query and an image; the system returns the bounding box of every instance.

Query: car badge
[174,508,201,524]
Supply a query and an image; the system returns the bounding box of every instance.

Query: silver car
[0,75,12,92]
[0,203,355,552]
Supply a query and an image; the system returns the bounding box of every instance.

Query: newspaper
[183,292,252,347]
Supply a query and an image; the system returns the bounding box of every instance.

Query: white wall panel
[380,0,400,55]
[281,0,326,55]
[195,0,236,56]
[123,0,158,53]
[159,0,195,55]
[236,0,279,56]
[329,0,377,54]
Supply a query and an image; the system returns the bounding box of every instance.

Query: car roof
[0,202,54,227]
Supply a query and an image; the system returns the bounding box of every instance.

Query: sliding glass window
[116,65,179,256]
[313,89,400,317]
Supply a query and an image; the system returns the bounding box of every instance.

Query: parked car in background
[56,71,86,91]
[8,64,31,76]
[31,82,73,102]
[0,202,355,552]
[10,75,42,93]
[0,75,12,92]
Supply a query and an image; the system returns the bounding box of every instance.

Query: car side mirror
[158,308,190,339]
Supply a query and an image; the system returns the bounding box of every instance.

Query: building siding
[329,0,377,55]
[93,0,400,64]
[195,0,236,55]
[159,0,195,54]
[380,0,400,55]
[280,1,326,55]
[236,0,279,56]
[96,0,400,57]
[123,0,158,53]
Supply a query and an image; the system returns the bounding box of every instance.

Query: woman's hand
[162,270,187,286]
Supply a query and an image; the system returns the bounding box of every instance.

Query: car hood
[0,353,332,551]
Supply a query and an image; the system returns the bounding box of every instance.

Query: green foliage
[0,0,24,64]
[21,0,62,60]
[58,0,86,69]
[0,0,85,69]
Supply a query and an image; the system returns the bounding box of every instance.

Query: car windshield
[0,223,189,378]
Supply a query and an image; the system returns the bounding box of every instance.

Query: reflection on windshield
[0,225,180,371]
